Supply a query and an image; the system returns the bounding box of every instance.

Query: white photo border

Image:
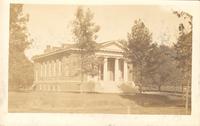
[0,0,200,126]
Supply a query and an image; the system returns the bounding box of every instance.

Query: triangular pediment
[99,42,124,52]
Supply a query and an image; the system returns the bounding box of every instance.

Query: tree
[173,11,192,114]
[71,7,100,83]
[125,19,153,92]
[124,19,182,93]
[143,45,182,91]
[9,4,34,90]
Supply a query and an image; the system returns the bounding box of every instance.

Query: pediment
[99,42,124,52]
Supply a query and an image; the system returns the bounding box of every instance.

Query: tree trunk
[185,79,190,114]
[182,82,184,93]
[139,85,142,93]
[80,54,84,93]
[158,85,161,92]
[140,63,143,93]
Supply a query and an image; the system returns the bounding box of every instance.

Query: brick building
[32,41,134,93]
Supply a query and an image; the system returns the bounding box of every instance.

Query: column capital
[115,57,120,60]
[104,57,108,60]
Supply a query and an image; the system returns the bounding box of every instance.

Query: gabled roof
[32,40,125,61]
[98,41,124,52]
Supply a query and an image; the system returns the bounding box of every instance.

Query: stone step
[95,81,122,93]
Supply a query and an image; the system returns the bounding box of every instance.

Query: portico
[100,57,128,82]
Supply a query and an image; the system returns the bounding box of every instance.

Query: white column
[98,64,100,80]
[34,63,39,82]
[103,58,108,81]
[53,60,56,77]
[47,61,50,78]
[35,68,38,81]
[50,60,53,77]
[52,61,54,77]
[43,63,45,80]
[42,63,44,79]
[39,63,42,79]
[124,60,128,81]
[62,57,66,76]
[115,58,119,81]
[49,61,51,77]
[58,59,62,76]
[55,59,59,78]
[44,62,46,79]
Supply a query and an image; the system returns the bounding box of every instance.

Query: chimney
[44,45,51,53]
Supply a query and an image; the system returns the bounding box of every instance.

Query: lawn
[8,91,190,114]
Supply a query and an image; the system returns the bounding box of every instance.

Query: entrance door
[107,58,115,81]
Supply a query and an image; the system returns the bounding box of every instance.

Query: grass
[8,91,190,114]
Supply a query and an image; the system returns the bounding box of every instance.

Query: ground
[8,91,190,114]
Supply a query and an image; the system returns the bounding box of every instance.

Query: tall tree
[125,19,153,92]
[9,4,33,90]
[71,7,100,83]
[143,45,182,91]
[173,11,192,114]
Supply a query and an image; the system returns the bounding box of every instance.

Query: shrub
[118,82,139,94]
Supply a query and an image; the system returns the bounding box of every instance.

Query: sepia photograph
[8,4,193,115]
[0,0,200,125]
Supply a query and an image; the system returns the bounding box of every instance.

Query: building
[32,41,135,93]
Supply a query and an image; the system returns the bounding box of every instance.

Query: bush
[118,82,139,94]
[80,81,96,92]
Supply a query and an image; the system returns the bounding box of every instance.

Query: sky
[22,4,189,60]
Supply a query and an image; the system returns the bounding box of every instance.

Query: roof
[32,40,125,61]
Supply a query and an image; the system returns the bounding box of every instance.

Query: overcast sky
[22,5,188,59]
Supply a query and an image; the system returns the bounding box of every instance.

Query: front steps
[95,81,123,93]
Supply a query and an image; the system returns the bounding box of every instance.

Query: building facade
[32,41,134,93]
